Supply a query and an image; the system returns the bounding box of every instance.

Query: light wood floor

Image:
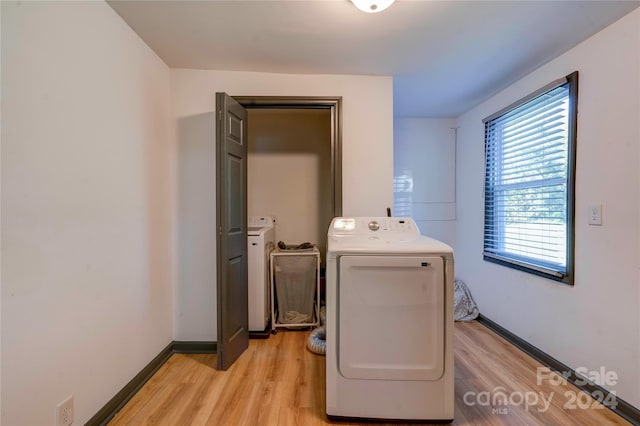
[108,322,629,425]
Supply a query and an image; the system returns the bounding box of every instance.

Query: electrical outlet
[56,395,73,426]
[588,204,602,226]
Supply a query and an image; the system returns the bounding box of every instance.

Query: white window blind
[483,73,577,282]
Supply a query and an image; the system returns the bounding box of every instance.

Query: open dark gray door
[216,93,249,370]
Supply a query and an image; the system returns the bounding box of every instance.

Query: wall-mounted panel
[394,118,456,247]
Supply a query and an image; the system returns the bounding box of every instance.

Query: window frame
[482,71,578,285]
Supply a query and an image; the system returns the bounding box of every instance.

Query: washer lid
[248,226,269,236]
[328,235,451,256]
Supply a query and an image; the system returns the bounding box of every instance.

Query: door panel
[338,255,444,381]
[228,113,243,144]
[226,255,244,334]
[216,92,249,370]
[227,155,243,234]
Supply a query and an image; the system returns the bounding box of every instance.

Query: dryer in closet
[248,216,276,333]
[326,217,454,422]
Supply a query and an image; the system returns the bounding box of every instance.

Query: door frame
[216,95,343,368]
[233,96,343,217]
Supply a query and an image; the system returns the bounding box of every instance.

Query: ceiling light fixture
[350,0,395,13]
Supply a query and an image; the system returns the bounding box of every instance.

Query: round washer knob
[368,221,380,231]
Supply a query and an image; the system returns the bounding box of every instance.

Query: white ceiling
[108,0,639,117]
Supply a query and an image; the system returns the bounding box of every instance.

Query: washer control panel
[330,217,419,238]
[249,216,276,227]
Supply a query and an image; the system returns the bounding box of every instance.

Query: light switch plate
[588,204,602,225]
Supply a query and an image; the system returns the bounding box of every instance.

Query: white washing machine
[248,216,276,333]
[326,217,454,422]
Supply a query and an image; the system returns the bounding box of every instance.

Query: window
[483,72,578,285]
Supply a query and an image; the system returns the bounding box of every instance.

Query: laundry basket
[270,246,320,330]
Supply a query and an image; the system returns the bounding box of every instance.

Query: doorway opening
[236,96,342,222]
[247,108,332,260]
[216,95,342,369]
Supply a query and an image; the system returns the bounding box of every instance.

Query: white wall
[1,2,172,424]
[172,69,393,340]
[393,118,456,247]
[248,109,332,260]
[174,111,217,343]
[455,9,640,406]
